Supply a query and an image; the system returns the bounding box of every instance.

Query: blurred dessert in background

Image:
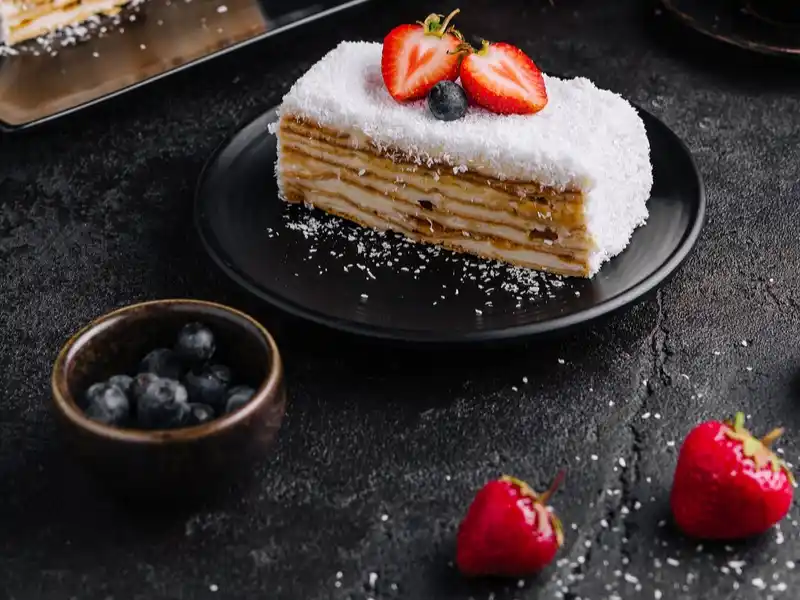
[0,0,139,45]
[0,0,268,125]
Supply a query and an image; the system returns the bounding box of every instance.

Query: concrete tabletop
[1,0,799,598]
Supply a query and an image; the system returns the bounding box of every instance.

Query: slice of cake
[0,0,135,45]
[270,37,653,277]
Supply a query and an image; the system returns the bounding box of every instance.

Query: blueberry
[184,364,231,411]
[130,372,159,399]
[186,403,216,426]
[175,322,216,364]
[428,81,468,122]
[136,376,190,429]
[225,385,255,414]
[138,348,183,380]
[108,374,133,395]
[84,382,130,426]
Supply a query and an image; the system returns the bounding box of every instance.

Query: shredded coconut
[278,206,571,302]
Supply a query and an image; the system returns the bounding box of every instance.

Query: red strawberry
[381,9,466,102]
[670,412,795,540]
[459,40,548,115]
[456,471,565,577]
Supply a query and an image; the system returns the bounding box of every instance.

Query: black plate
[195,106,705,343]
[0,0,370,131]
[660,0,800,58]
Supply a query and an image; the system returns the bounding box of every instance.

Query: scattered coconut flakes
[728,560,745,572]
[281,207,570,306]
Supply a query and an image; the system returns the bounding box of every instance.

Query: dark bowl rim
[51,298,283,444]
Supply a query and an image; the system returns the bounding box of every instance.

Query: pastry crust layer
[277,114,594,277]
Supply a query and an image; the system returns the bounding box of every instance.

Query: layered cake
[271,13,653,278]
[0,0,135,45]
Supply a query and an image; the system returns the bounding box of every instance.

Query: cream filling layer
[279,145,596,252]
[279,127,587,228]
[293,189,587,276]
[281,151,594,256]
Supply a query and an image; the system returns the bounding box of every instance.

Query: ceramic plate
[0,0,371,130]
[195,106,705,343]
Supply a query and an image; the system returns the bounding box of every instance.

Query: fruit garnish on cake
[459,40,548,115]
[269,9,653,278]
[381,8,464,102]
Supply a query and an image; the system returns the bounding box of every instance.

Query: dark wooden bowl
[51,299,286,503]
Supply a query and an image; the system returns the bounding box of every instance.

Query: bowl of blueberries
[51,298,286,500]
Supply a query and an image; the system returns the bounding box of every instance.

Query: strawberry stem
[761,427,784,447]
[440,8,460,31]
[538,469,566,505]
[732,411,746,430]
[475,39,491,56]
[421,8,461,37]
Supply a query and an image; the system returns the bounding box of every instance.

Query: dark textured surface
[1,1,800,599]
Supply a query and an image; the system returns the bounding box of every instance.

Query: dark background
[2,0,800,598]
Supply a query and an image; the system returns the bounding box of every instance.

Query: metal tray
[0,0,370,131]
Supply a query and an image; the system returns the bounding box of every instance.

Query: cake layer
[270,41,653,275]
[284,183,589,277]
[278,117,595,276]
[279,117,597,260]
[1,0,132,45]
[280,117,587,230]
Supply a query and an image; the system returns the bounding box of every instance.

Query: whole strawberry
[671,412,795,540]
[381,9,465,102]
[456,471,565,577]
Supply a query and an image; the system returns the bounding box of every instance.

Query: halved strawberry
[381,9,465,102]
[459,40,548,115]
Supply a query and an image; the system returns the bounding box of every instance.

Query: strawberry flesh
[381,11,464,102]
[457,475,563,577]
[460,41,548,115]
[671,413,794,540]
